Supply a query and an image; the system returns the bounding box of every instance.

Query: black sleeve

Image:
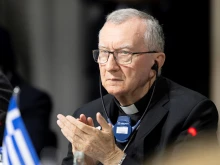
[61,142,74,165]
[0,72,13,145]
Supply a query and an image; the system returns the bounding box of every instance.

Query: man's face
[98,18,155,100]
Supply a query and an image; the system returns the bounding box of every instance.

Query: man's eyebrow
[98,44,133,50]
[117,45,132,49]
[98,45,107,49]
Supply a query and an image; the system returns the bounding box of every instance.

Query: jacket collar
[132,76,170,140]
[105,76,170,140]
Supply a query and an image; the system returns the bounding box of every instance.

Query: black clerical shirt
[109,76,167,150]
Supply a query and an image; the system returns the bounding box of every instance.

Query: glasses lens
[117,51,132,64]
[99,50,109,63]
[93,50,108,64]
[93,50,132,64]
[93,50,100,62]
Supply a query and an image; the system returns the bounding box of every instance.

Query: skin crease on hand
[61,114,98,165]
[57,112,124,165]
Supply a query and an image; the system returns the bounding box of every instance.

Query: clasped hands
[57,112,124,165]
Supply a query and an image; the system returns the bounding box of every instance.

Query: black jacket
[62,77,219,165]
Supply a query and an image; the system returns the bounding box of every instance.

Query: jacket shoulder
[164,77,218,126]
[166,78,211,106]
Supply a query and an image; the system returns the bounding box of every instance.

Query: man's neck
[115,77,156,106]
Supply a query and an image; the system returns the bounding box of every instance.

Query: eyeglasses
[92,49,158,65]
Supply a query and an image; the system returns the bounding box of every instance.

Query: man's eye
[100,50,109,55]
[118,51,130,56]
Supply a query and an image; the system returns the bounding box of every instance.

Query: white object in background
[73,151,84,165]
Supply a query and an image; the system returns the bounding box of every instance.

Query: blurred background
[0,0,219,164]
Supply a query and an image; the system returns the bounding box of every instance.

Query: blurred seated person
[0,71,13,145]
[150,133,220,165]
[0,26,57,157]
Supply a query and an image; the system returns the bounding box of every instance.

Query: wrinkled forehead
[99,18,146,49]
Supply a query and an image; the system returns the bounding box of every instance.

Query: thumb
[96,112,110,132]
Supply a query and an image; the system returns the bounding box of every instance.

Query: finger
[79,114,87,124]
[57,114,67,129]
[57,115,79,139]
[58,114,76,131]
[57,114,66,121]
[61,124,85,145]
[60,122,76,140]
[61,129,73,143]
[96,112,110,132]
[57,119,64,129]
[57,118,75,137]
[66,115,96,134]
[57,116,75,141]
[66,116,94,141]
[87,117,94,127]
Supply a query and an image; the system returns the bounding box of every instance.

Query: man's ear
[149,60,158,78]
[151,61,158,72]
[149,52,165,78]
[154,52,166,73]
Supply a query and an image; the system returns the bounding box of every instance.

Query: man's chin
[105,88,126,97]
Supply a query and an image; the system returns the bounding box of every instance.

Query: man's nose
[105,54,120,71]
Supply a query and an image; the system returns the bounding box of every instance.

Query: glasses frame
[92,49,158,65]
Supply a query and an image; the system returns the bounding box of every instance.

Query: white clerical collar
[120,104,139,115]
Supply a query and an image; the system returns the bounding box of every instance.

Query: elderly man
[57,8,219,165]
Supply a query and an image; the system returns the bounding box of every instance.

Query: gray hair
[104,8,165,52]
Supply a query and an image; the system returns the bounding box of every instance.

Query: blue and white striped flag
[2,87,41,165]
